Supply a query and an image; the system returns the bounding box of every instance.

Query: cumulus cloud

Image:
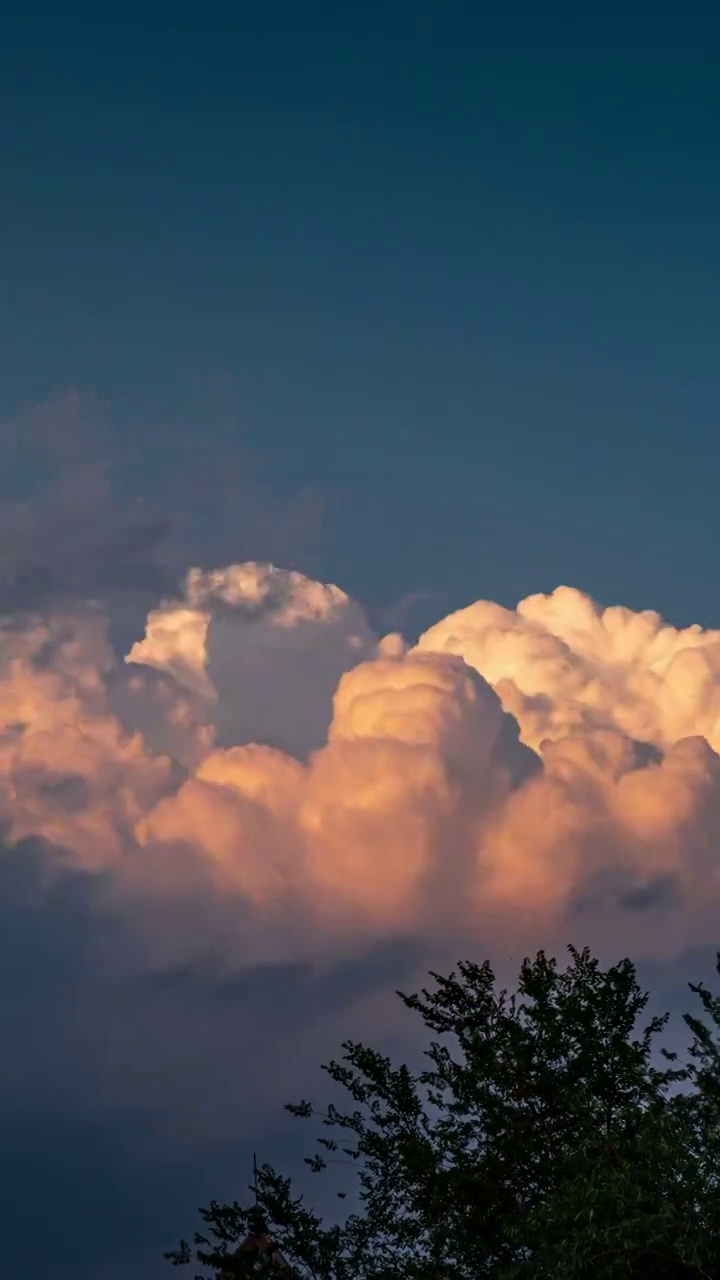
[129,576,720,959]
[138,649,519,936]
[6,570,720,964]
[127,562,377,757]
[0,609,178,866]
[417,584,720,753]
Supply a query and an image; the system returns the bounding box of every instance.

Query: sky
[3,5,720,1277]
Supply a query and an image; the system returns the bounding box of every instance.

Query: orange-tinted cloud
[0,608,176,866]
[5,569,720,966]
[417,585,720,752]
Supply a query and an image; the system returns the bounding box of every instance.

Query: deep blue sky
[3,5,720,627]
[4,9,720,1277]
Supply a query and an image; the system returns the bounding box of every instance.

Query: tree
[167,946,720,1279]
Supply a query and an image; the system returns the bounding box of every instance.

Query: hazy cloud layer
[0,393,324,628]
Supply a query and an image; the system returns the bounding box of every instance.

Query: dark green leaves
[169,946,720,1279]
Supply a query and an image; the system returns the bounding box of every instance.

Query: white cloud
[127,562,377,757]
[417,584,720,752]
[4,569,720,969]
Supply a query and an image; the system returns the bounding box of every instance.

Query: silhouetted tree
[168,946,720,1278]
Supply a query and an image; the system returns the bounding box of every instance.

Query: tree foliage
[167,945,720,1279]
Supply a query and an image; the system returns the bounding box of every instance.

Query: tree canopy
[167,945,720,1279]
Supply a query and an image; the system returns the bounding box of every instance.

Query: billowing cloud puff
[417,585,720,753]
[0,608,213,866]
[137,744,306,905]
[126,562,377,757]
[478,730,720,930]
[299,651,523,931]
